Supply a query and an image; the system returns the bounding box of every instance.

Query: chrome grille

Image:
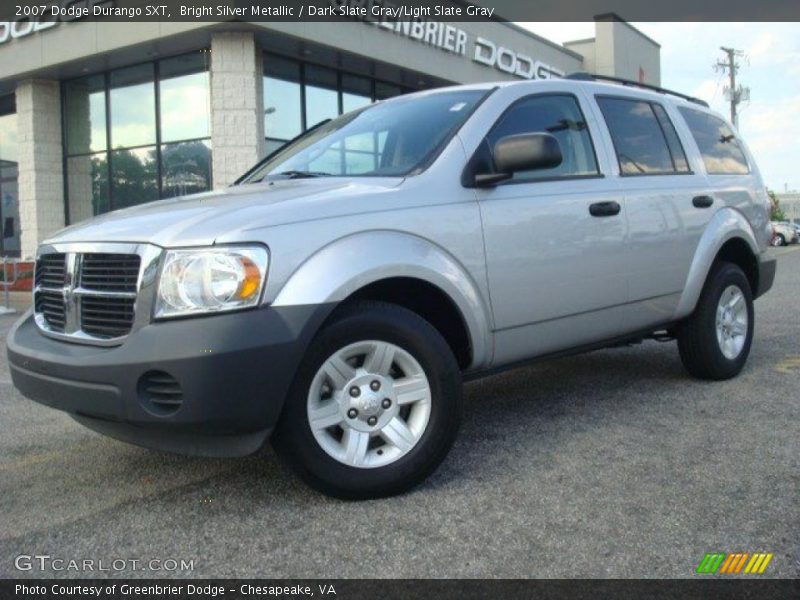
[34,253,67,288]
[34,290,66,332]
[80,296,136,339]
[34,253,68,332]
[80,253,140,293]
[33,245,157,345]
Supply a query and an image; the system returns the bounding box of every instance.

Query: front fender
[271,230,493,369]
[674,207,760,319]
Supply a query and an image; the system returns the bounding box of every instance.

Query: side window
[484,94,599,181]
[678,107,749,175]
[597,97,689,175]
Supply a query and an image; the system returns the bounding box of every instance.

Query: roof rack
[565,72,709,107]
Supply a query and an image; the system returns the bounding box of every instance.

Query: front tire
[772,234,785,247]
[677,262,754,380]
[272,301,463,499]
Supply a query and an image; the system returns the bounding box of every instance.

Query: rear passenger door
[593,95,709,331]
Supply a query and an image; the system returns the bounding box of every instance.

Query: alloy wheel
[715,284,748,360]
[306,340,432,469]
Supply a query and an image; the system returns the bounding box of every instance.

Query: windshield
[240,89,488,183]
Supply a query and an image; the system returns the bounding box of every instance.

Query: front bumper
[7,304,329,457]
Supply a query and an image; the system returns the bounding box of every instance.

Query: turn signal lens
[239,258,262,300]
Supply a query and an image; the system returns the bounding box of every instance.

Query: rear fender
[675,208,760,319]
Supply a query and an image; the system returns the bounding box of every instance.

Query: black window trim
[650,102,693,175]
[463,91,604,188]
[677,105,751,176]
[595,93,696,178]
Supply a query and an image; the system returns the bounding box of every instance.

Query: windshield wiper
[271,170,333,180]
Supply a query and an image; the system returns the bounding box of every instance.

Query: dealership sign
[332,0,565,79]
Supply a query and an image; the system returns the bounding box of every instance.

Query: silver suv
[8,75,776,499]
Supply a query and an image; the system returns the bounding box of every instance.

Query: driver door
[474,92,629,364]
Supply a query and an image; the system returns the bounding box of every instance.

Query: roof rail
[565,72,710,108]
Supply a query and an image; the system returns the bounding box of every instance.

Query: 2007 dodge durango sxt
[8,75,776,498]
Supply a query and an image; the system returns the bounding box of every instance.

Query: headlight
[154,246,269,319]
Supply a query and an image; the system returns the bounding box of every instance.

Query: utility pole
[715,47,749,128]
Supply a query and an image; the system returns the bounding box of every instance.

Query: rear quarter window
[677,107,750,175]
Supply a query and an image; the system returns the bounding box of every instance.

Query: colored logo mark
[696,552,773,574]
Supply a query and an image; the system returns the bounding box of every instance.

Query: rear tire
[773,234,785,247]
[677,261,754,380]
[272,300,463,499]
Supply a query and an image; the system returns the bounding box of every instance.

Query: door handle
[589,201,621,217]
[692,195,714,208]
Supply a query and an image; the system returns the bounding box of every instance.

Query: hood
[48,178,404,247]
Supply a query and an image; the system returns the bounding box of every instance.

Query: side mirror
[474,133,563,186]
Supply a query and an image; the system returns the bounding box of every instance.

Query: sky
[523,22,800,193]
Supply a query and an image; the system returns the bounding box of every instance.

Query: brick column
[210,32,264,189]
[16,79,65,259]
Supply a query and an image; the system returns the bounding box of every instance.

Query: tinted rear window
[678,107,749,175]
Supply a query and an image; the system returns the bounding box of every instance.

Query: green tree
[767,189,786,221]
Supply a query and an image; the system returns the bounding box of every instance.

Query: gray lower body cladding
[7,304,332,457]
[755,255,777,299]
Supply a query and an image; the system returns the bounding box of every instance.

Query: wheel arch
[337,277,473,370]
[675,208,762,319]
[271,231,493,370]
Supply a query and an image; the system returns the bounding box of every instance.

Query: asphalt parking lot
[1,248,798,579]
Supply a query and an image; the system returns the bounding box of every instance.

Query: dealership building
[0,13,660,258]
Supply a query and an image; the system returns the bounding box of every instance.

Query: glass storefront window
[264,56,302,143]
[110,64,156,149]
[342,75,372,114]
[110,146,158,209]
[262,53,416,158]
[264,77,302,141]
[67,153,110,218]
[375,82,403,100]
[65,52,212,221]
[161,140,211,198]
[0,97,20,256]
[305,65,339,128]
[160,53,210,143]
[64,75,107,155]
[0,111,19,165]
[265,139,286,156]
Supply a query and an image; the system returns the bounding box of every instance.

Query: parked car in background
[7,75,776,499]
[771,221,798,246]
